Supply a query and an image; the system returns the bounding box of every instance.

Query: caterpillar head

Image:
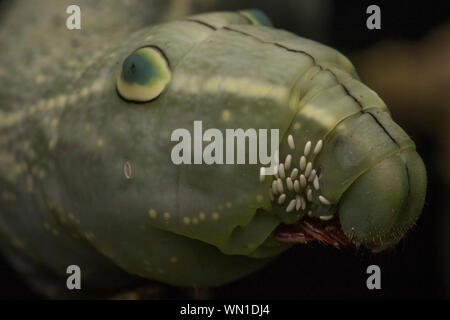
[273,126,427,252]
[56,10,426,287]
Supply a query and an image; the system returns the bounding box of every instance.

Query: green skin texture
[0,4,426,292]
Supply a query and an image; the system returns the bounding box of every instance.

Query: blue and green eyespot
[117,46,171,102]
[239,9,273,27]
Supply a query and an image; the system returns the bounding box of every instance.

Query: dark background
[0,0,448,299]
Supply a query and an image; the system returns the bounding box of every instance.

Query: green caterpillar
[0,4,426,295]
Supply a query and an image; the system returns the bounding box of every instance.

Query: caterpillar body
[0,4,426,295]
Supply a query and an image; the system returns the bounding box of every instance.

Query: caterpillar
[0,3,426,296]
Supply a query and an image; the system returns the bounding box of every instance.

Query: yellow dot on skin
[161,130,169,139]
[37,99,45,110]
[199,212,206,220]
[14,164,22,174]
[92,80,104,92]
[170,256,178,263]
[256,194,263,202]
[183,217,191,224]
[97,139,104,148]
[81,87,89,98]
[84,124,91,132]
[48,140,56,150]
[192,217,199,224]
[293,122,301,130]
[163,212,171,220]
[148,209,157,219]
[47,98,56,110]
[69,93,77,104]
[35,74,46,84]
[212,212,220,220]
[222,110,231,122]
[57,95,67,108]
[85,232,95,240]
[226,202,232,208]
[50,118,58,128]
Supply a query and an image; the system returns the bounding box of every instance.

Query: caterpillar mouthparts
[259,133,351,248]
[275,215,353,247]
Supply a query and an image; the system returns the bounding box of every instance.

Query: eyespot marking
[117,46,171,102]
[239,9,273,27]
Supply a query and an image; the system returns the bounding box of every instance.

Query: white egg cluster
[259,134,334,221]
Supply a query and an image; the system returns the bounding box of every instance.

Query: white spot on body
[304,141,311,156]
[278,193,286,204]
[284,154,292,171]
[313,175,320,190]
[287,135,295,150]
[299,156,306,171]
[308,169,316,182]
[301,196,306,210]
[123,160,132,179]
[295,195,301,210]
[294,180,300,193]
[290,168,298,180]
[286,177,294,191]
[319,195,331,205]
[307,188,313,202]
[286,199,296,213]
[276,178,284,194]
[305,162,313,177]
[278,163,285,179]
[314,140,323,155]
[272,180,278,195]
[300,174,307,188]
